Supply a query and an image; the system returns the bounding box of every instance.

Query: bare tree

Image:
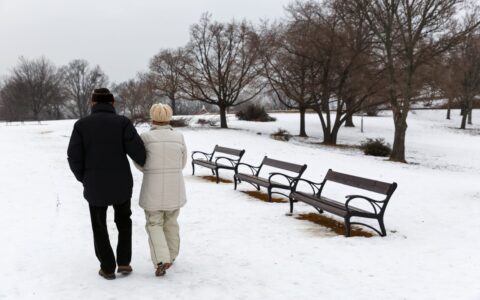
[149,48,186,114]
[262,22,319,137]
[61,59,108,118]
[448,33,480,128]
[281,1,382,144]
[0,78,29,122]
[8,57,63,121]
[355,0,480,162]
[114,73,158,124]
[178,14,265,128]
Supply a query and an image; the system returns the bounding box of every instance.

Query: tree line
[1,0,479,163]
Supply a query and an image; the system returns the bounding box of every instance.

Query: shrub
[236,104,276,122]
[271,128,292,142]
[361,138,392,157]
[170,117,190,127]
[364,107,381,116]
[196,118,218,127]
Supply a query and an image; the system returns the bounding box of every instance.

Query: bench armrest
[290,178,323,195]
[191,151,213,161]
[215,156,238,167]
[345,195,383,215]
[268,172,295,185]
[237,162,260,175]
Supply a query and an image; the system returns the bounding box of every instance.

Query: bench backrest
[324,169,395,195]
[321,169,397,213]
[211,145,245,160]
[258,156,307,176]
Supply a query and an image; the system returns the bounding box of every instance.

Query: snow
[1,110,479,300]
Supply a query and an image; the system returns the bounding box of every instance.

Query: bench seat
[236,173,289,189]
[193,159,234,170]
[290,191,371,217]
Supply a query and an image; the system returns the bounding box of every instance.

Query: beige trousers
[144,209,180,267]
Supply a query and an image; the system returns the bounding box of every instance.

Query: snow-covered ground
[1,110,479,300]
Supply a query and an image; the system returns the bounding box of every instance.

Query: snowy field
[1,110,479,300]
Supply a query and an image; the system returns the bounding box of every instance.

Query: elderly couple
[67,88,187,279]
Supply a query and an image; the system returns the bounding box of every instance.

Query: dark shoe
[155,263,169,277]
[99,269,116,280]
[117,265,133,275]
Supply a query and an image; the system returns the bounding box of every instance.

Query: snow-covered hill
[1,110,479,299]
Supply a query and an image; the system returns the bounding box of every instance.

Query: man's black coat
[67,103,146,207]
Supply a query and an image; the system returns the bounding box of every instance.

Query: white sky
[0,0,292,82]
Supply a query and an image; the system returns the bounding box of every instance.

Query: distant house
[197,105,209,115]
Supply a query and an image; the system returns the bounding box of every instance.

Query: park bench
[289,169,397,237]
[192,145,245,183]
[234,156,307,202]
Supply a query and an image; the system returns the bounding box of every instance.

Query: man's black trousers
[89,200,132,274]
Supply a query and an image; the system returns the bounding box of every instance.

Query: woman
[136,103,187,277]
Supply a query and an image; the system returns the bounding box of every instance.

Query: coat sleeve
[123,118,147,167]
[67,123,85,183]
[132,133,146,172]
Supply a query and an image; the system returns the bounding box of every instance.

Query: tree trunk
[322,130,339,145]
[468,107,472,125]
[460,98,469,129]
[446,98,451,120]
[219,106,228,128]
[33,110,40,122]
[322,99,329,112]
[171,96,176,115]
[460,112,467,129]
[322,123,340,145]
[390,117,408,163]
[324,123,342,145]
[299,107,307,137]
[345,99,355,127]
[345,114,355,127]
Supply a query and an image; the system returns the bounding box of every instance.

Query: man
[67,88,146,280]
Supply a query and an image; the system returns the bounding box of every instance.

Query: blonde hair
[150,103,173,123]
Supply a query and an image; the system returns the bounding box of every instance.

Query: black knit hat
[92,88,114,103]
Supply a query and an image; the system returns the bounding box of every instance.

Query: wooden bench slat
[263,157,305,173]
[236,173,289,188]
[292,192,371,217]
[214,145,244,156]
[325,169,393,194]
[193,159,234,169]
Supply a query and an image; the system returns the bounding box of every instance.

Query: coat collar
[91,103,116,114]
[150,124,173,131]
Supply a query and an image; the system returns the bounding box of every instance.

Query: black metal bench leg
[267,187,272,202]
[234,177,238,190]
[192,162,195,175]
[215,168,220,184]
[378,218,387,237]
[344,217,351,237]
[211,169,216,176]
[287,196,294,216]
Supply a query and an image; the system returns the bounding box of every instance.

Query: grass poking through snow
[296,213,374,238]
[200,176,234,184]
[242,191,287,203]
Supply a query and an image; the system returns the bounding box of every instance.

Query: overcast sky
[0,0,292,82]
